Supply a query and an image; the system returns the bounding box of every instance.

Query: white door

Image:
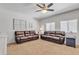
[0,35,7,55]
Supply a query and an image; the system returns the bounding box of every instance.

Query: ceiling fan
[36,3,54,13]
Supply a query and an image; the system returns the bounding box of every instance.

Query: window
[68,20,77,33]
[13,19,26,30]
[13,19,34,31]
[45,22,55,31]
[60,21,68,32]
[60,19,77,33]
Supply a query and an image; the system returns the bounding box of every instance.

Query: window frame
[60,19,77,33]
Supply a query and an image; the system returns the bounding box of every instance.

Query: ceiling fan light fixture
[41,10,47,13]
[36,3,54,13]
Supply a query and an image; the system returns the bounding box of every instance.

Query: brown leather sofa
[41,31,65,44]
[15,31,39,43]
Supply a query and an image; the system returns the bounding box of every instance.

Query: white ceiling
[0,3,79,19]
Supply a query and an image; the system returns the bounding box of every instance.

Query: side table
[66,37,76,48]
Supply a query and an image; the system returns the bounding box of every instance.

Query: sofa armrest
[60,36,65,38]
[59,36,65,40]
[34,34,39,36]
[15,36,21,40]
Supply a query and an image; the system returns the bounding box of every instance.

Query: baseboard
[7,42,16,46]
[76,45,79,48]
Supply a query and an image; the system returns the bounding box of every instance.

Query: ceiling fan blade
[47,3,53,8]
[36,10,42,12]
[36,4,43,8]
[47,9,54,11]
[41,3,45,7]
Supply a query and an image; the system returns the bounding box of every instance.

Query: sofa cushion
[33,35,38,37]
[60,37,64,40]
[50,31,55,34]
[25,31,29,34]
[51,36,60,40]
[60,36,65,38]
[21,37,28,39]
[27,36,33,38]
[17,37,21,40]
[30,34,34,36]
[44,31,55,35]
[25,34,30,36]
[42,34,60,40]
[44,31,48,34]
[17,35,24,37]
[30,31,36,34]
[15,31,25,37]
[49,34,55,36]
[55,35,62,37]
[46,35,53,38]
[45,34,50,36]
[42,35,48,37]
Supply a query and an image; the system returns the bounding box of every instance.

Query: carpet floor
[7,39,79,55]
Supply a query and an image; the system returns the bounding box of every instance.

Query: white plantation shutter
[13,19,26,31]
[46,22,55,31]
[60,21,68,32]
[50,22,55,31]
[68,20,77,33]
[60,19,77,33]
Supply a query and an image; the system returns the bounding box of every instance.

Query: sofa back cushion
[25,31,29,34]
[44,31,65,36]
[55,31,65,36]
[15,31,24,37]
[30,31,36,35]
[24,31,30,36]
[24,31,36,36]
[44,31,55,35]
[15,31,37,37]
[50,31,55,34]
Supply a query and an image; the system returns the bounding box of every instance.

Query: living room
[0,3,79,55]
